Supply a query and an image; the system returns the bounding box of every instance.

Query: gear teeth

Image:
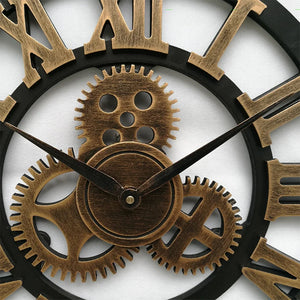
[154,75,162,83]
[10,214,20,222]
[51,266,60,277]
[232,207,240,214]
[139,66,145,75]
[102,69,109,78]
[222,254,229,261]
[227,248,235,255]
[16,183,28,194]
[21,174,34,185]
[111,66,117,75]
[41,262,51,273]
[129,64,135,73]
[10,204,22,213]
[94,75,102,83]
[161,82,168,90]
[90,270,97,281]
[98,266,107,279]
[107,263,117,274]
[19,241,31,251]
[87,82,94,89]
[184,176,192,185]
[228,199,236,205]
[12,194,24,203]
[61,270,68,281]
[81,90,90,97]
[192,176,201,185]
[121,64,126,73]
[235,214,242,222]
[77,99,86,106]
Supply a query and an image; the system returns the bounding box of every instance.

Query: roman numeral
[84,0,168,54]
[188,0,266,80]
[243,238,300,300]
[0,96,16,122]
[0,0,75,88]
[238,76,300,147]
[265,160,300,221]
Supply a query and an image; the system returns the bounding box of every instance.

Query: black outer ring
[0,1,299,299]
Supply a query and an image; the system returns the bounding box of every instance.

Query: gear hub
[76,142,183,247]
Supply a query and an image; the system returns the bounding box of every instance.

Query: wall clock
[0,0,299,299]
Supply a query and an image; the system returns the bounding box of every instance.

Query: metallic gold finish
[10,150,138,282]
[37,296,48,300]
[0,0,75,88]
[265,159,300,221]
[188,0,266,80]
[0,245,13,272]
[238,76,300,147]
[126,196,135,205]
[0,96,16,122]
[76,142,183,247]
[148,177,242,274]
[0,281,22,300]
[243,238,300,300]
[76,65,179,161]
[84,0,168,55]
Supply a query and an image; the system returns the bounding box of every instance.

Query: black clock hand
[137,96,289,196]
[2,122,124,197]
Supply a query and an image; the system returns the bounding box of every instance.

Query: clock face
[0,1,299,300]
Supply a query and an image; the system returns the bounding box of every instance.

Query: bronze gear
[75,64,180,161]
[10,149,139,282]
[76,142,183,248]
[147,177,242,274]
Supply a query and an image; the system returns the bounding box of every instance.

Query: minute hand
[137,97,288,196]
[2,122,124,197]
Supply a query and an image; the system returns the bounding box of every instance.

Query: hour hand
[2,121,124,197]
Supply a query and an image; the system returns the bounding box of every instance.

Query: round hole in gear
[134,91,153,110]
[102,129,121,146]
[137,127,155,144]
[99,94,118,113]
[120,112,135,127]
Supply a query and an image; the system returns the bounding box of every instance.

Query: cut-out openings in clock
[120,112,135,127]
[137,126,154,144]
[79,236,112,259]
[134,91,153,110]
[183,239,209,256]
[102,129,121,146]
[161,226,180,246]
[99,94,118,113]
[35,217,68,257]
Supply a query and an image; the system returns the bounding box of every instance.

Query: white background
[0,0,299,299]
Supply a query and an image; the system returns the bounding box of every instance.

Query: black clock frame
[0,0,299,299]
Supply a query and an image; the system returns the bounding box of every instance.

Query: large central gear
[147,177,242,274]
[10,151,138,282]
[75,64,179,161]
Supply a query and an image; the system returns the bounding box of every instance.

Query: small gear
[75,64,180,161]
[147,177,242,274]
[10,149,138,282]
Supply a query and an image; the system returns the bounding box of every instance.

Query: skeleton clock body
[0,0,299,299]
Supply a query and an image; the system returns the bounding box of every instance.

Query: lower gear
[10,150,138,282]
[147,177,242,274]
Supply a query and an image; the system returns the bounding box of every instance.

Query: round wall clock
[0,0,299,299]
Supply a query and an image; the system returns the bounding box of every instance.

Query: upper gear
[147,177,242,274]
[10,150,138,282]
[75,64,180,161]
